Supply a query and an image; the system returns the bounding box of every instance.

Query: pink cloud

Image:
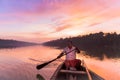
[1,0,101,17]
[1,0,118,25]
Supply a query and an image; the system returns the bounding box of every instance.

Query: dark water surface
[0,46,120,80]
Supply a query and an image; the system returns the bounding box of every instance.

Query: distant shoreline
[0,39,38,48]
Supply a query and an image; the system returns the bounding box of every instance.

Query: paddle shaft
[36,48,76,70]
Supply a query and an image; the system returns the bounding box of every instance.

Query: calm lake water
[0,45,120,80]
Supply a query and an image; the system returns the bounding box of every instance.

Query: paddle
[36,48,76,70]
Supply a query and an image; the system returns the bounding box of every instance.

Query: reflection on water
[86,59,120,80]
[77,53,120,80]
[84,47,120,59]
[0,45,120,80]
[0,46,60,80]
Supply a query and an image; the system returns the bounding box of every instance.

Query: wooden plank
[60,70,86,74]
[82,60,92,80]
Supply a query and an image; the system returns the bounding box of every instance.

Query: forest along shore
[43,32,120,59]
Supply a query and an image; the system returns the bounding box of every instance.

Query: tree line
[43,32,120,59]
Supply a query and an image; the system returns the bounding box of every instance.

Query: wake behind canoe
[50,60,104,80]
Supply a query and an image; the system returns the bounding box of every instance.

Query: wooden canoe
[50,60,104,80]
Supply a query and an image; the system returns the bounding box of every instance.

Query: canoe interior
[56,71,89,80]
[52,63,88,80]
[51,61,104,80]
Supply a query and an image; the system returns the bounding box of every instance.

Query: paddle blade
[36,58,57,70]
[36,62,49,70]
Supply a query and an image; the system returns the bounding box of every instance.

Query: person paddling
[57,40,81,70]
[36,40,81,71]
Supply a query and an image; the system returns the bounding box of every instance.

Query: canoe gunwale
[89,70,105,80]
[82,60,92,80]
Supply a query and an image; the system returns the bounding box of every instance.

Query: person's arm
[57,48,66,58]
[75,47,80,53]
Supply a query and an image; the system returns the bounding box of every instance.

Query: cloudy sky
[0,0,120,43]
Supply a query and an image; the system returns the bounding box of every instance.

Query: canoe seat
[60,70,86,74]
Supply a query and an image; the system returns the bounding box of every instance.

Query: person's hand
[75,47,80,53]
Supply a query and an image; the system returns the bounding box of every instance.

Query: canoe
[50,60,104,80]
[36,74,45,80]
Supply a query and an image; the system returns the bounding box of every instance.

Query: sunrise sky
[0,0,120,43]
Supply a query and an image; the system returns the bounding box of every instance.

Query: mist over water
[0,46,120,80]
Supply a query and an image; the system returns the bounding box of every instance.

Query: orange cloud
[54,24,72,32]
